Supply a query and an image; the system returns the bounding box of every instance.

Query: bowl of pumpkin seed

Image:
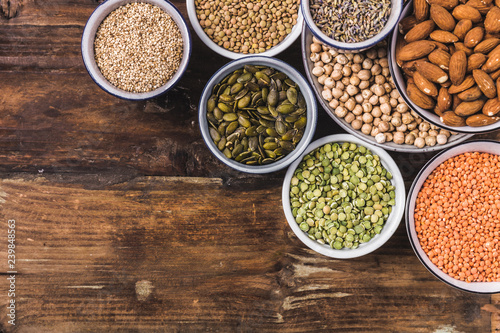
[282,134,405,258]
[199,56,318,173]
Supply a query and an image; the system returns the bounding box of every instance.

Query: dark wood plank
[0,177,493,332]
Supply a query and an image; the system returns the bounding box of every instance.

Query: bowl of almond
[389,0,500,134]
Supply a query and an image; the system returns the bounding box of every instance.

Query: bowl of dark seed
[186,0,303,59]
[81,0,191,100]
[282,134,405,258]
[301,0,403,52]
[199,56,317,173]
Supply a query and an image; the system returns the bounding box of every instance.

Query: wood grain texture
[0,0,499,331]
[0,177,493,332]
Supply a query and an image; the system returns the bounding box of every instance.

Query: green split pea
[289,142,396,250]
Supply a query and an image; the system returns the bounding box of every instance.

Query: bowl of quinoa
[81,0,191,100]
[186,0,304,59]
[406,140,500,293]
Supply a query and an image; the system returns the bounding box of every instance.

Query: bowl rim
[198,55,318,174]
[405,139,500,293]
[185,0,304,60]
[389,0,500,134]
[81,0,192,100]
[300,25,473,153]
[300,0,404,51]
[282,133,406,258]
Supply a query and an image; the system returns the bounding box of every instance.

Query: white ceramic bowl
[389,0,500,134]
[81,0,192,100]
[186,0,304,59]
[199,56,317,174]
[301,0,403,53]
[301,26,472,152]
[406,140,500,293]
[282,134,405,258]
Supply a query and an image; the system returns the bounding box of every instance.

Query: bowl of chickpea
[301,26,472,152]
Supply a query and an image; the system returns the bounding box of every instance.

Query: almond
[483,44,500,72]
[437,86,453,112]
[441,111,467,126]
[402,59,421,76]
[490,67,500,79]
[484,6,500,34]
[465,0,494,14]
[466,113,500,125]
[467,52,487,71]
[416,60,450,83]
[452,93,462,110]
[405,20,436,42]
[454,42,474,56]
[464,26,485,48]
[473,68,497,98]
[414,70,439,96]
[482,96,500,116]
[474,37,500,53]
[431,41,451,52]
[448,74,476,93]
[452,4,483,23]
[453,19,473,40]
[449,50,468,85]
[395,36,408,67]
[428,48,452,70]
[434,106,446,116]
[497,76,500,97]
[454,99,486,115]
[457,85,483,100]
[407,82,437,109]
[430,30,460,42]
[415,0,430,21]
[430,4,457,31]
[428,0,459,10]
[399,15,419,35]
[398,40,437,61]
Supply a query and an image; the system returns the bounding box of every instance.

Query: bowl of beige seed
[302,26,472,152]
[82,0,191,100]
[186,0,304,59]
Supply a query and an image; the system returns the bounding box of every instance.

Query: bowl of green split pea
[282,134,405,258]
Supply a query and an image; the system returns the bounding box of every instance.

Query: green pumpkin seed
[237,95,251,109]
[218,102,232,113]
[287,87,298,105]
[237,72,253,83]
[277,103,296,114]
[225,121,239,136]
[223,113,238,122]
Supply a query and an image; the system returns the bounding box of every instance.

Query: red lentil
[414,152,500,283]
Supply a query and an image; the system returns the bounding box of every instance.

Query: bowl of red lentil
[406,140,500,293]
[301,0,403,53]
[81,0,191,100]
[186,0,303,59]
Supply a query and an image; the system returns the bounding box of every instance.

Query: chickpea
[353,54,364,63]
[425,135,437,146]
[349,76,361,86]
[335,106,348,118]
[361,123,372,135]
[373,84,385,97]
[391,117,402,127]
[362,58,373,69]
[383,82,392,93]
[390,89,400,99]
[369,94,379,105]
[331,69,343,80]
[381,114,391,122]
[340,91,349,102]
[385,132,393,142]
[419,122,431,132]
[382,67,391,77]
[345,98,356,111]
[439,129,451,137]
[359,80,370,90]
[355,94,364,104]
[396,124,408,132]
[329,99,339,109]
[396,103,409,113]
[378,121,390,133]
[335,81,345,90]
[402,112,414,124]
[362,112,374,123]
[366,48,378,59]
[379,57,389,68]
[322,88,333,101]
[324,77,335,89]
[312,66,324,77]
[371,64,382,76]
[333,63,343,71]
[414,137,426,148]
[336,54,348,65]
[373,117,381,127]
[342,77,350,86]
[351,63,362,73]
[332,88,343,99]
[371,106,382,118]
[389,98,398,108]
[346,85,359,96]
[436,134,448,145]
[328,49,339,57]
[310,43,322,53]
[362,102,373,113]
[419,131,429,138]
[357,69,371,81]
[380,103,391,114]
[393,131,405,144]
[405,133,416,145]
[318,74,328,85]
[375,75,386,85]
[345,112,355,123]
[314,61,324,68]
[353,104,363,116]
[379,95,389,105]
[351,119,363,130]
[342,66,352,77]
[370,126,380,137]
[361,89,373,99]
[407,122,418,131]
[375,133,386,143]
[324,64,333,76]
[321,51,332,63]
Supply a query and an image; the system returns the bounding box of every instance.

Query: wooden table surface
[1,1,500,332]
